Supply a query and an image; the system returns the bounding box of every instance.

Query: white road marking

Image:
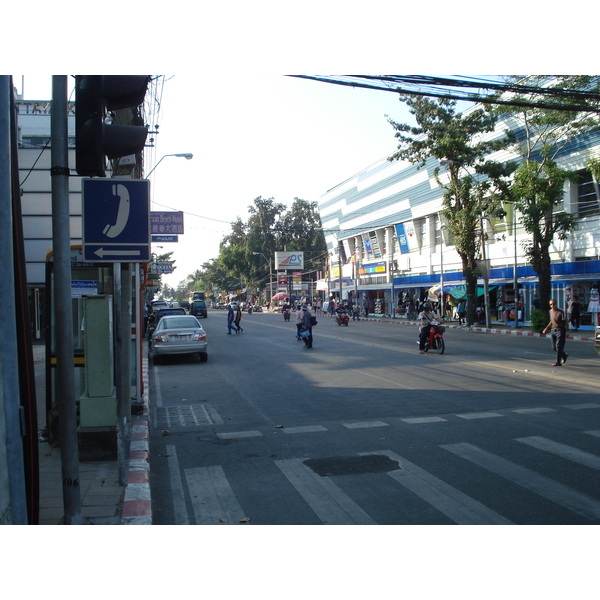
[185,465,247,524]
[166,445,189,524]
[515,436,600,471]
[441,442,600,520]
[275,458,377,524]
[361,450,512,525]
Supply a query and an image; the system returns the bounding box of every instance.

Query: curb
[121,358,152,525]
[358,316,594,343]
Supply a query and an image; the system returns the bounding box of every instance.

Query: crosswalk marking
[361,450,513,525]
[562,403,600,410]
[515,436,600,471]
[275,458,377,524]
[343,421,389,429]
[441,442,600,520]
[166,445,189,524]
[401,417,447,424]
[185,465,247,524]
[456,412,503,420]
[585,430,600,438]
[512,407,557,414]
[282,425,328,434]
[217,430,263,439]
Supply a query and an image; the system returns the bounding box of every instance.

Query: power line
[288,75,600,113]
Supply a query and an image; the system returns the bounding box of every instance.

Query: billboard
[275,251,304,270]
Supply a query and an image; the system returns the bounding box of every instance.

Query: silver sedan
[149,315,208,364]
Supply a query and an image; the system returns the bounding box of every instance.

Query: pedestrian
[295,305,304,340]
[418,302,436,354]
[569,295,581,331]
[363,297,369,318]
[532,294,541,311]
[234,303,243,332]
[301,304,313,348]
[542,299,568,366]
[457,300,465,325]
[227,303,239,334]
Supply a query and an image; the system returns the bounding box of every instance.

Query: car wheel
[199,352,208,362]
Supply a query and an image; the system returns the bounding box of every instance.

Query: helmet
[422,302,431,310]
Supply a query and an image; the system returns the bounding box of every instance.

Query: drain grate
[153,404,215,429]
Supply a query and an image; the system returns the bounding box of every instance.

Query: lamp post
[146,152,193,177]
[440,224,446,321]
[253,252,273,306]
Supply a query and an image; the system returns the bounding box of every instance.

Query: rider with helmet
[418,302,436,354]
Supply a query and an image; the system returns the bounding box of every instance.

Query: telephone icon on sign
[103,184,130,238]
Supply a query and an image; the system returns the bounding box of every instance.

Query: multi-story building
[317,109,600,330]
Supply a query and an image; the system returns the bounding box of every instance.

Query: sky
[12,73,423,289]
[8,0,586,296]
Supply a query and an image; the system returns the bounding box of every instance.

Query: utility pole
[51,76,83,524]
[0,75,28,524]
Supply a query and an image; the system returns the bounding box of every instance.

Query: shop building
[317,113,600,329]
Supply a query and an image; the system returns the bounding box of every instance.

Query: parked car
[151,300,169,311]
[179,300,190,312]
[190,300,208,318]
[148,307,186,337]
[149,314,208,364]
[595,325,600,355]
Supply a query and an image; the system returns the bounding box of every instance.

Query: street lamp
[146,153,193,177]
[253,252,273,305]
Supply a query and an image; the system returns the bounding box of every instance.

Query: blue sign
[82,179,150,262]
[395,223,410,254]
[152,235,178,243]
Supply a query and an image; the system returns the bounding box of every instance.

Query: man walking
[543,299,568,366]
[227,303,239,334]
[301,304,313,348]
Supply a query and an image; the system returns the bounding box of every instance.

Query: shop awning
[448,285,497,300]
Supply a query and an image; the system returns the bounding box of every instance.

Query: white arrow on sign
[94,248,142,259]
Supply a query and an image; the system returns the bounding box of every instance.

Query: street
[148,309,600,525]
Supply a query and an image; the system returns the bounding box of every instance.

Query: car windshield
[160,317,200,330]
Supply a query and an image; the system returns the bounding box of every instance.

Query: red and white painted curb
[122,358,152,525]
[361,317,594,342]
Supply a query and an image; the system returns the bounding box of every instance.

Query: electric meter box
[79,295,117,427]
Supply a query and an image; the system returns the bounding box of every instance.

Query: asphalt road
[148,309,600,525]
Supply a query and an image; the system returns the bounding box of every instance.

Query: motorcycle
[335,309,349,326]
[283,309,291,321]
[421,321,445,354]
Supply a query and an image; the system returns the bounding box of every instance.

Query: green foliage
[499,76,600,308]
[530,308,548,333]
[177,196,326,298]
[387,95,515,325]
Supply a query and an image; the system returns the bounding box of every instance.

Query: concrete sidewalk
[34,343,151,525]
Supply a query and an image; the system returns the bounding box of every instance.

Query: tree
[498,76,600,310]
[387,96,515,325]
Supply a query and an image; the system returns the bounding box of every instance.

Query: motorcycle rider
[418,302,436,354]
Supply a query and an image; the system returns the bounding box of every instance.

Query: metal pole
[0,75,28,524]
[514,210,518,329]
[117,263,132,486]
[51,76,82,524]
[481,217,491,328]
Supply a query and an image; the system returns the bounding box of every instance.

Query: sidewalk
[34,343,151,525]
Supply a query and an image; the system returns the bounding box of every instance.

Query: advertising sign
[151,211,184,235]
[275,251,304,270]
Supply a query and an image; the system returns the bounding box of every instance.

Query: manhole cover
[304,455,399,477]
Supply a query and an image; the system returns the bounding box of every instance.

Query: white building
[317,109,600,329]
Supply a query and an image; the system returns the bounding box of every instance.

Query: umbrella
[271,292,289,300]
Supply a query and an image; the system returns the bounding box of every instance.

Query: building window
[577,171,600,218]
